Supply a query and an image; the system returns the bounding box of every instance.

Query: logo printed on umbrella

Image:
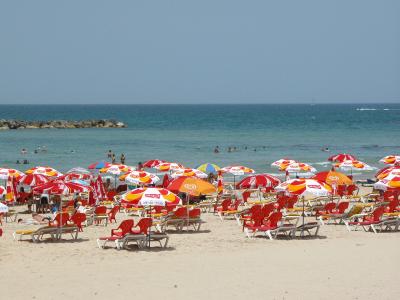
[309,185,321,189]
[183,183,198,190]
[144,193,160,199]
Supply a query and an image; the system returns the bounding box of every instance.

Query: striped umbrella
[280,162,316,173]
[376,166,400,180]
[119,171,160,185]
[0,186,5,197]
[275,178,332,197]
[334,160,374,173]
[196,163,221,174]
[0,168,23,180]
[374,173,400,191]
[18,174,50,186]
[100,164,134,175]
[5,176,18,203]
[33,180,92,195]
[67,167,91,174]
[60,173,93,181]
[236,174,281,190]
[121,187,181,206]
[271,159,297,169]
[25,166,62,177]
[328,153,357,162]
[221,166,255,176]
[142,159,167,168]
[171,168,208,179]
[88,161,112,170]
[379,155,400,165]
[155,162,185,172]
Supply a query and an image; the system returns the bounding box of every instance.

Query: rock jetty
[0,119,127,130]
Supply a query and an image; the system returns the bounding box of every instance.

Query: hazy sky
[0,0,399,104]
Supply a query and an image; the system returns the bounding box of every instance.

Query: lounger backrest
[94,205,107,215]
[387,198,399,212]
[118,219,134,235]
[71,213,86,226]
[135,218,152,234]
[189,208,201,218]
[232,199,242,210]
[346,205,364,217]
[337,202,349,214]
[249,205,262,216]
[220,199,232,211]
[372,206,385,221]
[266,211,282,228]
[173,207,188,218]
[108,205,120,217]
[54,212,70,226]
[325,202,336,213]
[261,203,275,218]
[242,191,251,202]
[251,211,265,227]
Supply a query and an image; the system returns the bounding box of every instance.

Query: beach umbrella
[271,159,297,169]
[313,170,353,186]
[155,162,185,172]
[18,174,50,186]
[25,166,62,177]
[5,176,18,203]
[221,165,255,188]
[67,167,91,174]
[280,162,316,174]
[70,179,90,186]
[170,168,208,179]
[376,166,400,180]
[88,161,112,170]
[196,163,221,174]
[60,173,92,181]
[100,164,134,175]
[328,153,357,162]
[217,171,223,195]
[0,186,5,197]
[119,171,160,185]
[142,159,167,168]
[0,202,8,213]
[32,180,92,195]
[236,174,281,190]
[91,175,107,204]
[168,177,217,196]
[379,155,400,165]
[275,178,332,233]
[374,173,400,191]
[334,160,374,175]
[121,187,181,206]
[0,168,23,180]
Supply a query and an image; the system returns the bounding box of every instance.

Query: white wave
[312,161,331,166]
[356,108,377,111]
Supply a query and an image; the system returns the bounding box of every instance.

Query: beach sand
[1,187,399,300]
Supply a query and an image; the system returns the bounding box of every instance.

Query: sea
[0,104,399,180]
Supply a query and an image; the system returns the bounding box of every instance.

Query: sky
[0,0,399,104]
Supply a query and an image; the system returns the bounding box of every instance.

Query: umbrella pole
[301,196,305,237]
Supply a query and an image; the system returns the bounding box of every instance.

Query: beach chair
[13,226,58,242]
[107,205,120,223]
[92,205,108,226]
[216,199,242,224]
[182,208,204,231]
[156,207,187,232]
[319,202,357,225]
[120,218,153,249]
[344,206,385,233]
[70,213,87,232]
[97,219,134,249]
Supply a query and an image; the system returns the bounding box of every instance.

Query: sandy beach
[1,186,399,300]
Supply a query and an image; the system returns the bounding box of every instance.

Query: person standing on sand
[120,153,126,164]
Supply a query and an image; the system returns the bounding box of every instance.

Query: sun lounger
[344,206,385,233]
[296,222,320,236]
[13,225,79,242]
[97,219,134,249]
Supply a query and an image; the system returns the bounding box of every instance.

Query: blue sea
[0,104,399,179]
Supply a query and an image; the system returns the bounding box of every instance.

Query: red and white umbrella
[60,173,92,181]
[25,166,62,177]
[142,159,167,168]
[328,153,357,162]
[33,180,92,195]
[221,166,255,176]
[236,174,281,189]
[0,186,5,197]
[379,155,400,165]
[100,164,134,175]
[121,187,181,206]
[376,166,400,180]
[155,162,185,172]
[280,162,316,173]
[374,173,400,191]
[334,160,374,172]
[275,178,332,197]
[0,168,23,180]
[271,159,296,169]
[18,174,50,186]
[171,168,208,179]
[119,171,160,185]
[66,167,91,174]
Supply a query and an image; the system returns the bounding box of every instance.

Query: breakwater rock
[0,119,127,130]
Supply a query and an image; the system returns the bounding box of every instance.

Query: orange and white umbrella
[374,173,400,191]
[155,162,185,172]
[121,187,181,206]
[334,160,374,172]
[379,155,400,165]
[171,168,208,179]
[275,178,332,197]
[0,168,23,180]
[271,159,297,169]
[119,171,160,185]
[100,164,134,175]
[25,166,62,177]
[376,166,400,180]
[280,162,316,173]
[221,165,255,176]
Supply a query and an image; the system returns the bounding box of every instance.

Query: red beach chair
[97,219,134,249]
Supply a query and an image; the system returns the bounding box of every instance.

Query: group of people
[107,150,126,164]
[214,145,266,153]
